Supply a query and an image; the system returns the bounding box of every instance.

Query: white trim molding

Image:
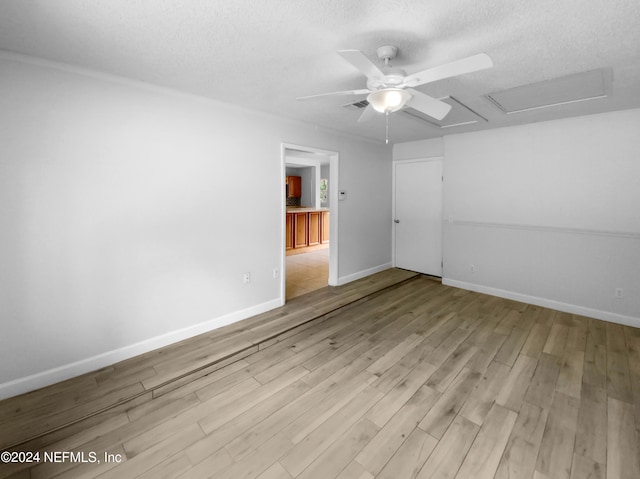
[0,298,281,400]
[443,278,640,329]
[337,263,393,286]
[448,219,640,240]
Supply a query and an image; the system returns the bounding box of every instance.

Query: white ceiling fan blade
[357,104,377,123]
[405,89,452,120]
[297,88,370,100]
[404,53,493,87]
[338,50,385,80]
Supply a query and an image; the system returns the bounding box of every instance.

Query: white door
[393,159,443,276]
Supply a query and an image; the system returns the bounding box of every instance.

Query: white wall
[0,53,392,398]
[393,138,444,161]
[396,110,640,327]
[299,166,316,208]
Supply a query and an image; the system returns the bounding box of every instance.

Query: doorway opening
[281,143,339,303]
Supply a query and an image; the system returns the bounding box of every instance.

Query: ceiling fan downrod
[376,45,398,66]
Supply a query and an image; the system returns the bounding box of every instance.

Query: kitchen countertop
[286,207,329,213]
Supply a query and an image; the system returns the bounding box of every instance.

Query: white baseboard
[443,278,640,328]
[0,298,281,400]
[336,262,393,286]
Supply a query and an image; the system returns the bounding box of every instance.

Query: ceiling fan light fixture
[367,88,412,113]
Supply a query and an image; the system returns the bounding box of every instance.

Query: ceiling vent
[342,99,369,110]
[402,96,487,129]
[486,68,610,114]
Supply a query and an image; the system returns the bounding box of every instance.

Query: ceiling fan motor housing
[367,67,407,90]
[366,46,406,90]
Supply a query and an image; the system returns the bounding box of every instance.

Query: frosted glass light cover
[367,89,412,113]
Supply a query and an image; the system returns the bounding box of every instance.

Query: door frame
[392,156,444,275]
[280,143,339,304]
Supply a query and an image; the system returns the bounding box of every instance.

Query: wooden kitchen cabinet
[286,209,330,254]
[294,212,308,248]
[286,176,302,198]
[321,211,330,243]
[285,213,294,250]
[308,211,321,246]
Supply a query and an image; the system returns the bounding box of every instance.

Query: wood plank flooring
[1,272,639,479]
[0,268,419,450]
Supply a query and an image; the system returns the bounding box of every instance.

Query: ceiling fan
[297,45,493,123]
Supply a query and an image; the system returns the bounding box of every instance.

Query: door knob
[394,219,400,223]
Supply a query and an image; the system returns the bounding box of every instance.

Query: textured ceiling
[1,0,639,143]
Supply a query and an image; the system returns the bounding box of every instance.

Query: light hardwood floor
[1,272,639,479]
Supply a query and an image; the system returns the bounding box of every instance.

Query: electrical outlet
[615,288,624,299]
[243,272,251,284]
[273,268,279,279]
[470,264,477,273]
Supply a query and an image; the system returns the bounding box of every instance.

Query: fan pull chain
[385,112,389,144]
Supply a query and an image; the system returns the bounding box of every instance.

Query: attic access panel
[486,68,610,114]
